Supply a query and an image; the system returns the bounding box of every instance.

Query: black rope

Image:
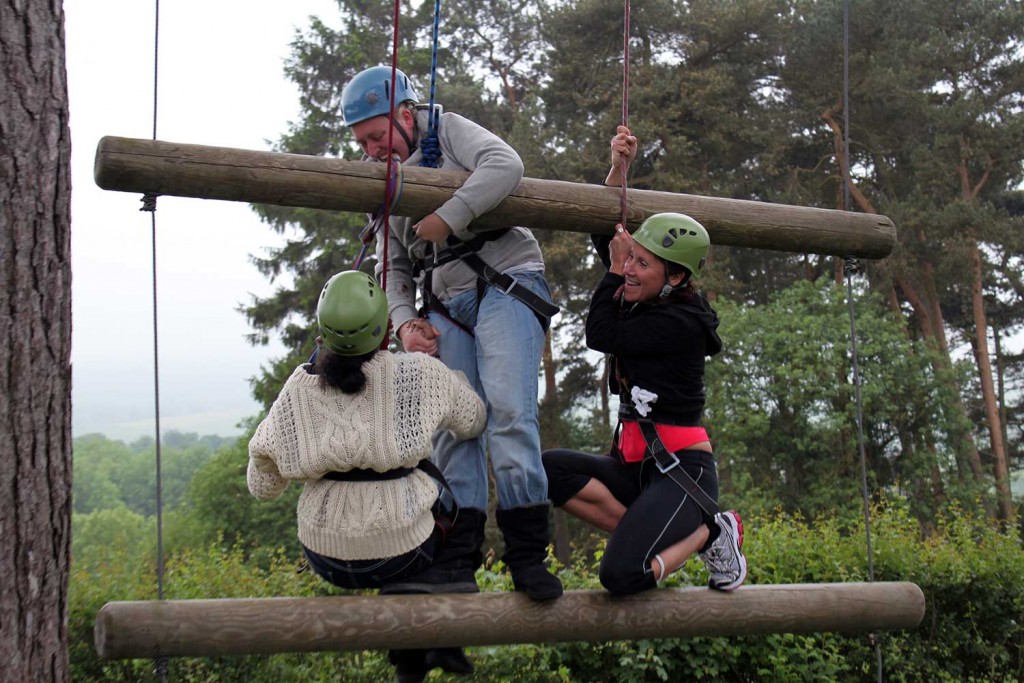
[842,0,883,679]
[148,1,168,681]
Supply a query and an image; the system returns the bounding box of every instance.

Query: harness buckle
[498,274,519,296]
[655,450,680,474]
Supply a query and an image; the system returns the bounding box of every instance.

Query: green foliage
[181,423,302,563]
[73,432,220,516]
[69,499,1024,682]
[704,278,976,523]
[72,506,154,571]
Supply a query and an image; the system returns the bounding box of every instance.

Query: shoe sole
[709,510,747,592]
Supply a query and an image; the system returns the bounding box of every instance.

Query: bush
[69,499,1024,682]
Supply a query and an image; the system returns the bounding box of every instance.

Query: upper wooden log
[95,136,896,259]
[95,582,925,660]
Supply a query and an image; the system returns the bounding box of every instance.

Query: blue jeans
[303,534,438,590]
[429,270,550,510]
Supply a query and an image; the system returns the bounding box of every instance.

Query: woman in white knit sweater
[247,270,486,590]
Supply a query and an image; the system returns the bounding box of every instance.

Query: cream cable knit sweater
[248,352,486,561]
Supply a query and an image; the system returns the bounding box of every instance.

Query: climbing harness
[323,458,459,541]
[414,234,558,333]
[636,418,719,518]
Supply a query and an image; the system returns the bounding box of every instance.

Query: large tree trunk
[0,1,73,681]
[958,140,1008,519]
[968,243,1012,521]
[894,259,983,485]
[823,109,981,498]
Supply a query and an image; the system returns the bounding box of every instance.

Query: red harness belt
[616,422,709,463]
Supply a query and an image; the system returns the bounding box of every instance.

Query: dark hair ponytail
[315,347,376,394]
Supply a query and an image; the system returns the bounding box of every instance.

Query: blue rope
[419,0,443,169]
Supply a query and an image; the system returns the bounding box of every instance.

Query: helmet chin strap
[658,272,691,298]
[393,115,417,157]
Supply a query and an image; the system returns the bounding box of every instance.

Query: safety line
[841,0,883,678]
[142,1,168,681]
[619,0,631,228]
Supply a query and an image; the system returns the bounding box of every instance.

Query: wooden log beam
[95,582,925,660]
[94,136,896,259]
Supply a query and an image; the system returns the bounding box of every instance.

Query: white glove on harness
[630,386,659,417]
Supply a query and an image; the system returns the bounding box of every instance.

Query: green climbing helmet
[631,212,710,277]
[317,271,389,356]
[341,66,420,126]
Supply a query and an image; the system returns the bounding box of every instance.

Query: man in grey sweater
[341,65,561,679]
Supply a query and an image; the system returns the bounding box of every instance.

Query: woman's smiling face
[621,240,668,303]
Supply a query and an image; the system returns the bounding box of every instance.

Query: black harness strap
[323,459,453,498]
[324,460,458,541]
[414,231,559,332]
[636,418,720,517]
[446,234,559,321]
[323,467,415,482]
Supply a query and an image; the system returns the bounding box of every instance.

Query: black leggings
[543,447,718,595]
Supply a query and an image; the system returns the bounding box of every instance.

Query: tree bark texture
[0,1,73,681]
[94,583,926,659]
[969,243,1012,521]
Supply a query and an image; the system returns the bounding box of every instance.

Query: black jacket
[585,262,721,425]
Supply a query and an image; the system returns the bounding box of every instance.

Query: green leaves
[705,278,959,521]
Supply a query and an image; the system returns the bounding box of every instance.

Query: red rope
[380,0,403,297]
[620,0,631,228]
[373,0,405,348]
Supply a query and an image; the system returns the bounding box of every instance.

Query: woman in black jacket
[542,128,748,596]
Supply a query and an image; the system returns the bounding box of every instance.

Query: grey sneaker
[700,510,747,591]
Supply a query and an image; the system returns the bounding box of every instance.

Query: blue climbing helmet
[341,66,420,126]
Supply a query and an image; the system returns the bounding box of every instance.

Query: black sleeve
[585,273,699,356]
[590,233,612,269]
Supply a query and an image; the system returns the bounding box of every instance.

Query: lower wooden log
[95,582,925,660]
[94,136,896,259]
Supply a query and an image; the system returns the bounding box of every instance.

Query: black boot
[495,504,563,601]
[425,647,474,675]
[381,508,486,594]
[388,649,428,683]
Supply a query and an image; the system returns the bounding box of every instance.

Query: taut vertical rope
[841,0,882,679]
[379,0,404,302]
[141,1,167,681]
[419,0,444,169]
[619,0,631,228]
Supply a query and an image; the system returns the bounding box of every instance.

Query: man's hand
[398,319,442,356]
[413,213,452,244]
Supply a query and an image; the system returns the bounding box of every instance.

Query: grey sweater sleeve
[432,112,525,242]
[376,110,527,331]
[375,219,420,333]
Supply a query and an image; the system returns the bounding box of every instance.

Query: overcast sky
[66,0,340,441]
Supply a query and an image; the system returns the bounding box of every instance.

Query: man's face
[350,109,415,162]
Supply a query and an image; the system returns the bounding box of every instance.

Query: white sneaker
[700,510,747,591]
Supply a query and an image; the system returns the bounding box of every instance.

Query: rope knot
[418,130,442,169]
[140,193,159,213]
[843,256,861,276]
